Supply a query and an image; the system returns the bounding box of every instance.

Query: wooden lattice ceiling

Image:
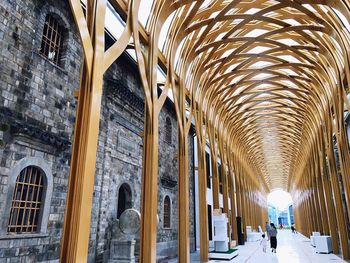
[61,0,350,261]
[135,0,350,191]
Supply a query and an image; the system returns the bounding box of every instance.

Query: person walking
[268,223,278,253]
[265,221,271,240]
[260,234,268,253]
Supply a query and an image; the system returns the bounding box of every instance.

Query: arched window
[40,14,65,66]
[165,117,172,144]
[163,195,171,228]
[8,166,46,233]
[117,183,132,219]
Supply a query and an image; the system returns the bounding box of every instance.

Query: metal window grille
[7,166,45,233]
[163,196,171,228]
[40,14,64,66]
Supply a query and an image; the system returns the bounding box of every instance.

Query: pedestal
[246,226,252,234]
[209,249,239,260]
[209,213,238,260]
[246,225,261,242]
[315,236,332,254]
[310,232,320,247]
[109,240,136,263]
[213,214,229,252]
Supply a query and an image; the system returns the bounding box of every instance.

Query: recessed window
[205,152,211,189]
[163,196,171,228]
[8,166,45,233]
[208,204,212,240]
[165,117,172,144]
[117,183,132,219]
[218,163,223,194]
[40,14,64,66]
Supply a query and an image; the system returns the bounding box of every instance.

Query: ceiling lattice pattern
[113,0,350,191]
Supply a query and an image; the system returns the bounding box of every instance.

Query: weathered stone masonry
[0,0,81,262]
[0,0,196,262]
[90,54,196,262]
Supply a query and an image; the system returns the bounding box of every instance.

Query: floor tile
[170,230,347,262]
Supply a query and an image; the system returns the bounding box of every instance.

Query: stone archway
[117,183,132,219]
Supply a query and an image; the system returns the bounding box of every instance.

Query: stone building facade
[0,0,196,262]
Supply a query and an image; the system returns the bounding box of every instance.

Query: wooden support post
[194,111,209,261]
[315,177,328,234]
[222,166,231,240]
[174,80,193,262]
[178,132,190,262]
[197,141,209,261]
[208,128,220,209]
[218,140,231,241]
[333,94,350,223]
[312,186,322,233]
[320,158,339,254]
[325,123,350,260]
[139,108,160,263]
[60,1,127,261]
[229,182,238,242]
[60,42,105,261]
[228,159,238,242]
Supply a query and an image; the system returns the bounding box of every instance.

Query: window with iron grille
[7,166,45,233]
[163,196,171,228]
[165,117,172,144]
[40,14,64,66]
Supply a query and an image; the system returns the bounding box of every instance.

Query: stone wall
[0,0,196,262]
[88,57,145,262]
[0,0,81,262]
[90,55,196,262]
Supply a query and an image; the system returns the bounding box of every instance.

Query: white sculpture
[209,212,239,260]
[213,213,229,252]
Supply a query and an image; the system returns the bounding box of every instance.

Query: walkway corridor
[236,230,346,263]
[175,230,346,263]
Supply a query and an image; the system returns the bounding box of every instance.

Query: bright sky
[268,189,293,210]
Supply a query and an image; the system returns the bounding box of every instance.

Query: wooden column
[139,107,160,262]
[314,141,329,235]
[178,132,190,262]
[315,177,329,234]
[325,121,350,259]
[194,111,209,261]
[333,91,350,222]
[218,140,231,241]
[308,195,317,233]
[241,176,248,235]
[228,167,238,242]
[208,126,220,209]
[132,1,174,259]
[320,155,339,254]
[60,0,132,261]
[312,186,323,233]
[175,82,193,262]
[60,23,105,262]
[234,158,242,219]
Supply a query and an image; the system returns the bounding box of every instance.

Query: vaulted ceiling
[111,0,350,192]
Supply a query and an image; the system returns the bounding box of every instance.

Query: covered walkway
[231,230,345,263]
[171,230,346,263]
[3,0,350,262]
[60,0,350,262]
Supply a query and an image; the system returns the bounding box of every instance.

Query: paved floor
[170,230,347,262]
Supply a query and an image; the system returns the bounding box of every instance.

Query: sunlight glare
[268,189,293,210]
